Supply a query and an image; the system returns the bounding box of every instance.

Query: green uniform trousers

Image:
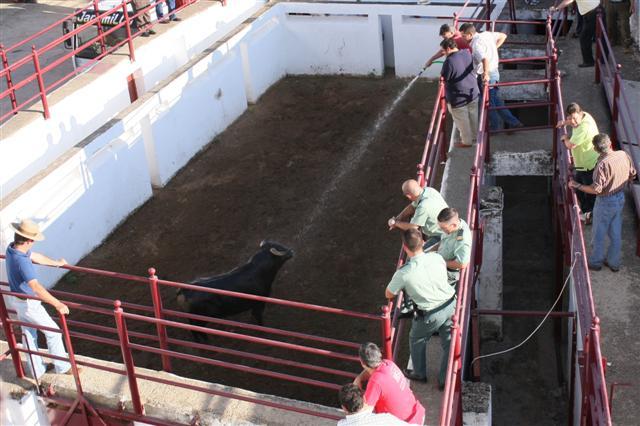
[409,297,456,386]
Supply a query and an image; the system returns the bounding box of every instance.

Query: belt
[574,167,594,172]
[415,295,456,317]
[447,268,459,273]
[599,189,624,197]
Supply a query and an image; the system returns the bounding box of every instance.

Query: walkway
[555,32,640,426]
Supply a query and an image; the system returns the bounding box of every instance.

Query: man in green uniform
[556,102,599,223]
[385,229,456,389]
[388,179,448,247]
[436,208,472,285]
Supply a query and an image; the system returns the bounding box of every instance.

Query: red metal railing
[552,72,612,425]
[433,14,612,425]
[0,0,204,123]
[0,257,394,422]
[594,13,640,256]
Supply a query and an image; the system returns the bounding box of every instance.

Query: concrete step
[488,128,552,153]
[505,33,548,45]
[487,149,553,176]
[501,46,546,60]
[498,69,548,101]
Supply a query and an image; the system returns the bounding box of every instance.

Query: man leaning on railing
[568,134,637,272]
[4,219,74,378]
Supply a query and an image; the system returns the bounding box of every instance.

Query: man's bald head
[402,179,423,201]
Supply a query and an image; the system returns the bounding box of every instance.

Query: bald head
[402,179,423,201]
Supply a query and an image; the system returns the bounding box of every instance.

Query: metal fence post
[0,44,18,113]
[381,305,392,360]
[0,295,25,377]
[114,301,145,415]
[58,313,85,395]
[92,0,107,55]
[611,64,621,150]
[438,92,448,166]
[416,163,425,187]
[483,85,491,164]
[485,0,491,30]
[31,46,50,119]
[122,0,136,61]
[148,267,172,372]
[595,12,602,84]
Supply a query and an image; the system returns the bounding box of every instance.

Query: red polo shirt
[364,360,425,424]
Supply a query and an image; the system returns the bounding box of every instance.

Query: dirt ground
[53,75,440,406]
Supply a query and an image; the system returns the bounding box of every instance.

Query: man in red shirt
[424,24,471,68]
[353,342,425,424]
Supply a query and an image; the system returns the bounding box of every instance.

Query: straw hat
[10,219,45,241]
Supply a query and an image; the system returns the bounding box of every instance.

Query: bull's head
[260,240,294,259]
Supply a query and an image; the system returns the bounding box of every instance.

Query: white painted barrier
[0,0,265,197]
[1,115,152,286]
[1,1,502,287]
[148,49,248,186]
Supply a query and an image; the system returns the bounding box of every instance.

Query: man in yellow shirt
[557,102,599,223]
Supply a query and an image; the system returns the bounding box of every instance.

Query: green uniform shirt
[570,112,599,171]
[437,219,472,267]
[386,252,454,311]
[410,187,448,237]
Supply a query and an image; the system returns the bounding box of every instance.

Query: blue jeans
[13,298,71,378]
[589,191,625,268]
[156,0,176,20]
[409,297,455,386]
[478,70,521,130]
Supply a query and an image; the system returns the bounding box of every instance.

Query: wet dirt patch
[54,75,440,406]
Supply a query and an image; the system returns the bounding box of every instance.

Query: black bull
[176,240,293,343]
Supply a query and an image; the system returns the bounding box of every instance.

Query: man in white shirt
[550,0,601,66]
[459,23,523,131]
[337,384,411,426]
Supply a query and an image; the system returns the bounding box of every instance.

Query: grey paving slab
[554,31,640,426]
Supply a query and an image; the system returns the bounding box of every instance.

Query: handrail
[436,14,612,425]
[594,13,640,256]
[0,249,392,421]
[552,74,612,425]
[0,288,344,421]
[388,77,448,362]
[0,0,203,123]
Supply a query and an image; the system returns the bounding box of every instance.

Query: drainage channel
[479,176,569,425]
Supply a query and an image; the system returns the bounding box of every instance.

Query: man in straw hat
[5,219,73,378]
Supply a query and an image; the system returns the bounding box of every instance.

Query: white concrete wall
[0,116,152,286]
[0,0,264,199]
[284,9,384,75]
[1,391,50,426]
[0,58,136,198]
[240,15,287,103]
[149,49,248,186]
[1,1,492,288]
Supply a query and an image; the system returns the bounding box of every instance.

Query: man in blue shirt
[440,37,478,148]
[5,219,72,378]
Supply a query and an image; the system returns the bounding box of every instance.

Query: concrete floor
[554,33,640,426]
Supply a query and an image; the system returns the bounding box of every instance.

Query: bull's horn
[260,240,266,247]
[270,247,288,256]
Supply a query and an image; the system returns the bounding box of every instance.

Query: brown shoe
[454,142,472,148]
